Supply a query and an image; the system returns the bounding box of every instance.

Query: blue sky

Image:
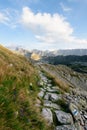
[0,0,87,50]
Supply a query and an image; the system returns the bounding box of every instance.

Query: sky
[0,0,87,50]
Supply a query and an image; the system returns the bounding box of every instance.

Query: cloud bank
[20,7,87,48]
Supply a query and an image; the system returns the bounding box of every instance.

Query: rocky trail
[36,69,87,130]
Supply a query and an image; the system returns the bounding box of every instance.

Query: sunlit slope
[0,45,50,130]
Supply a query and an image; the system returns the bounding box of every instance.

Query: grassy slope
[0,45,51,130]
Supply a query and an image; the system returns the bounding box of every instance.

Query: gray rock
[84,114,87,119]
[38,91,44,98]
[84,125,87,130]
[47,84,52,87]
[44,93,50,100]
[46,87,58,93]
[42,108,53,124]
[55,125,77,130]
[50,93,62,102]
[69,103,84,125]
[55,110,73,125]
[44,100,60,109]
[40,88,45,92]
[44,92,61,102]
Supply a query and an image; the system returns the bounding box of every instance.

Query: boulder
[69,103,84,125]
[42,108,53,124]
[55,110,73,125]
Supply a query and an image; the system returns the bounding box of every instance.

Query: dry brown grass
[41,64,70,92]
[0,45,53,130]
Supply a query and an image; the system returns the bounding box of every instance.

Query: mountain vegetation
[42,55,87,73]
[0,45,87,130]
[0,45,52,130]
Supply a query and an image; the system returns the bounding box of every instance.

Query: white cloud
[0,8,19,28]
[0,12,9,24]
[60,2,72,12]
[20,7,87,49]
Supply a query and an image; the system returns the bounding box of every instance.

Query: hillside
[41,55,87,73]
[0,45,52,130]
[40,64,87,91]
[0,45,87,130]
[37,63,87,130]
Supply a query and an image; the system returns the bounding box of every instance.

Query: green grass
[0,45,53,130]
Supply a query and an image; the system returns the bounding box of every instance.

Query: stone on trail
[42,108,53,124]
[47,84,52,87]
[69,103,84,125]
[55,110,73,125]
[44,100,60,110]
[50,93,62,102]
[38,91,44,98]
[46,87,58,93]
[44,92,61,102]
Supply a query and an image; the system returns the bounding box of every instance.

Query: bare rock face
[55,110,73,125]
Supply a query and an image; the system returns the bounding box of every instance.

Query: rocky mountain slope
[30,49,87,57]
[36,63,87,130]
[8,46,87,57]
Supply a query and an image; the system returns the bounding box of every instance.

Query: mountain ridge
[7,46,87,57]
